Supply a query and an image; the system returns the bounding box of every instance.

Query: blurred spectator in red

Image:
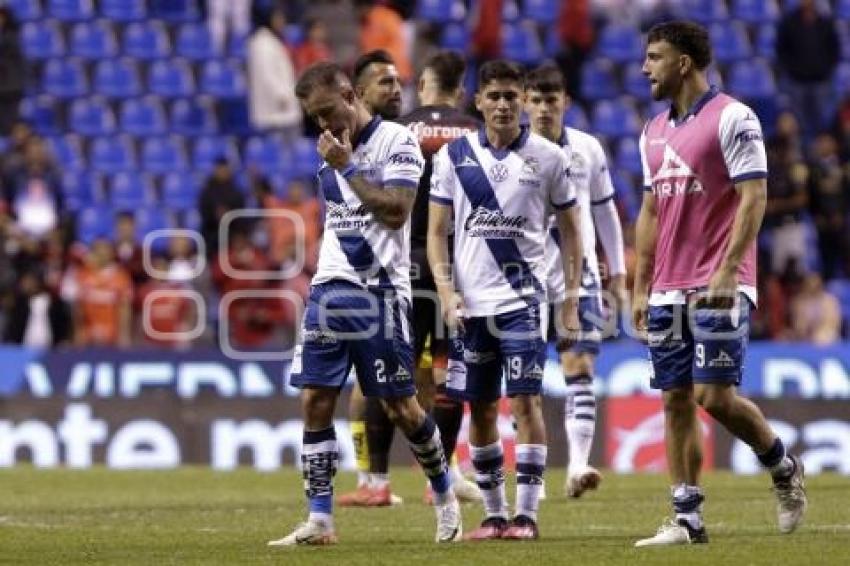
[556,0,594,105]
[808,133,849,280]
[248,6,301,139]
[3,268,72,347]
[776,0,841,137]
[0,7,25,136]
[114,211,146,286]
[136,254,198,349]
[72,238,133,347]
[358,0,412,83]
[207,0,251,54]
[764,137,810,275]
[791,273,842,345]
[198,158,246,260]
[294,18,332,76]
[253,177,321,272]
[470,0,502,62]
[3,137,63,241]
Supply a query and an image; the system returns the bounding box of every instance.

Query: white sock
[515,444,547,522]
[357,471,370,487]
[564,376,596,472]
[308,512,334,528]
[369,473,389,489]
[470,441,508,520]
[671,484,704,530]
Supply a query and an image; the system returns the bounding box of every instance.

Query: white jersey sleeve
[718,102,768,183]
[549,146,576,209]
[429,145,454,205]
[588,138,616,204]
[382,129,425,188]
[587,139,626,276]
[639,126,652,191]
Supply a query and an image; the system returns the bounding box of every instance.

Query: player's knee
[562,352,595,378]
[509,394,542,426]
[301,388,336,427]
[381,396,421,429]
[695,386,732,419]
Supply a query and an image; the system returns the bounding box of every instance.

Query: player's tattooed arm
[632,191,658,334]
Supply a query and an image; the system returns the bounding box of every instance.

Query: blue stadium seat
[623,62,651,101]
[581,58,618,101]
[523,0,557,23]
[563,104,589,131]
[181,208,201,231]
[596,25,643,63]
[243,136,288,175]
[615,137,643,176]
[836,21,850,61]
[19,95,61,134]
[755,23,776,60]
[731,0,779,24]
[149,0,199,23]
[440,23,469,50]
[148,58,195,98]
[218,99,253,135]
[679,0,728,24]
[192,136,240,172]
[826,279,850,335]
[283,24,304,47]
[228,33,249,59]
[134,208,173,240]
[162,172,199,211]
[643,100,669,121]
[47,0,94,21]
[610,170,640,222]
[416,0,455,22]
[90,135,137,173]
[76,206,113,244]
[291,137,321,179]
[69,96,116,136]
[61,171,102,211]
[94,58,141,98]
[108,172,155,210]
[142,136,189,174]
[100,0,146,22]
[710,22,752,62]
[838,0,850,20]
[728,59,776,99]
[120,97,167,136]
[501,22,542,64]
[21,20,65,59]
[591,98,641,139]
[122,21,170,60]
[45,135,85,171]
[43,58,88,98]
[69,20,118,59]
[834,62,850,98]
[200,60,246,98]
[7,0,42,21]
[176,22,214,60]
[170,97,218,135]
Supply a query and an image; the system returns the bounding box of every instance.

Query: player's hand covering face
[476,80,523,133]
[302,88,357,143]
[642,40,687,101]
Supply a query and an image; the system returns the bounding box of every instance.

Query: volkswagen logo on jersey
[489,163,510,183]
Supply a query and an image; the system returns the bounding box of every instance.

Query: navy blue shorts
[289,281,416,398]
[548,295,605,355]
[647,294,751,390]
[446,302,547,402]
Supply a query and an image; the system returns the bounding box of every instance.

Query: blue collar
[478,125,530,159]
[669,85,720,126]
[557,128,569,148]
[353,115,381,149]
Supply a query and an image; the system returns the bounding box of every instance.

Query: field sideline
[1,467,848,565]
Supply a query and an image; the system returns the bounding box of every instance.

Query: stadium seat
[563,104,589,131]
[283,24,304,47]
[19,95,61,134]
[45,135,85,171]
[643,100,669,121]
[141,136,189,174]
[176,22,214,60]
[615,137,643,176]
[69,20,118,59]
[69,96,116,136]
[7,0,42,21]
[836,21,850,61]
[181,208,201,231]
[75,206,113,244]
[728,59,776,99]
[710,22,752,62]
[108,172,155,210]
[440,23,469,51]
[755,23,776,60]
[523,0,557,23]
[61,171,102,211]
[149,0,200,23]
[291,137,321,179]
[122,21,170,60]
[581,58,618,101]
[591,98,641,139]
[218,99,253,135]
[200,60,247,98]
[679,0,728,24]
[838,0,850,20]
[170,97,218,135]
[501,22,542,64]
[596,25,643,63]
[120,97,167,136]
[162,172,199,211]
[148,58,195,98]
[192,136,240,172]
[623,62,651,101]
[731,0,779,24]
[43,58,88,98]
[94,58,141,98]
[834,62,850,98]
[90,135,137,173]
[228,33,249,59]
[100,0,146,22]
[47,0,94,22]
[21,20,65,59]
[416,0,455,22]
[134,208,173,240]
[243,136,289,175]
[610,170,640,222]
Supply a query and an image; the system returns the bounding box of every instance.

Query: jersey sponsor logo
[387,152,423,168]
[651,144,704,198]
[325,201,371,230]
[489,163,510,183]
[463,206,528,238]
[462,348,497,364]
[708,349,736,368]
[303,329,338,345]
[408,121,476,142]
[734,130,763,143]
[455,155,479,168]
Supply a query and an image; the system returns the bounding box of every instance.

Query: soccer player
[428,60,583,540]
[398,50,482,503]
[269,62,461,546]
[632,21,807,547]
[524,64,627,498]
[336,49,405,507]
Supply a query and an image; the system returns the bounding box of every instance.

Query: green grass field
[1,467,848,565]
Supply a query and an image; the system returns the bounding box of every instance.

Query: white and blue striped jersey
[314,116,424,300]
[430,127,576,317]
[546,127,621,301]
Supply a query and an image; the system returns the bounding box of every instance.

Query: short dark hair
[353,49,395,85]
[525,64,567,95]
[647,21,712,70]
[295,62,350,99]
[422,50,466,93]
[478,60,525,90]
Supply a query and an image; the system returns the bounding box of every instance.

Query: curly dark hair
[647,21,712,70]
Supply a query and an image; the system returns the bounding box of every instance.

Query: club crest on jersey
[569,152,589,181]
[489,163,510,183]
[521,157,540,175]
[651,144,704,198]
[464,206,527,238]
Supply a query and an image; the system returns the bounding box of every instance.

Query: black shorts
[410,245,449,369]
